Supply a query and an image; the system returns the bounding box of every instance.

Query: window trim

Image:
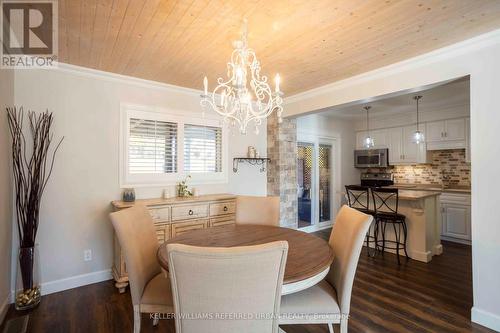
[120,104,228,187]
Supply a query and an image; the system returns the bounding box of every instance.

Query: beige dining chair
[279,205,373,333]
[167,241,288,333]
[236,195,280,226]
[109,205,174,333]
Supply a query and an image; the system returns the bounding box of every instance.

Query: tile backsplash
[369,149,471,186]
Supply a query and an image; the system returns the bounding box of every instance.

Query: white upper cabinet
[445,118,466,141]
[425,121,445,142]
[356,126,429,165]
[402,125,419,162]
[387,127,403,164]
[386,125,428,165]
[355,117,468,165]
[426,118,466,150]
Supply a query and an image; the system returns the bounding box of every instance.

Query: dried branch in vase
[6,106,63,301]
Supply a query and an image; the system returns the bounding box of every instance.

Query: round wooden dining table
[157,224,334,295]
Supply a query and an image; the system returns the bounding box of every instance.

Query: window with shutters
[120,105,227,186]
[184,124,222,173]
[129,118,177,174]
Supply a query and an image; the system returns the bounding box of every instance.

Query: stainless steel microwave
[354,148,389,168]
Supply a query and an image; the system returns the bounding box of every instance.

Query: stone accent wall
[267,113,298,228]
[366,149,471,186]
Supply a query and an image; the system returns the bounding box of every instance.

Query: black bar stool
[345,185,377,257]
[371,187,409,265]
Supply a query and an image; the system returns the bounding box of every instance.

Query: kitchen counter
[380,191,442,263]
[391,183,471,194]
[344,188,442,263]
[397,190,441,200]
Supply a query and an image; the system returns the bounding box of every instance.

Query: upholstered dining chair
[109,205,174,333]
[236,195,280,226]
[167,241,288,333]
[279,206,373,333]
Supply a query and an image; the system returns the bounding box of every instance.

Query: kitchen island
[385,190,442,262]
[346,189,442,262]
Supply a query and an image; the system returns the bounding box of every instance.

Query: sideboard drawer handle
[223,206,228,212]
[188,210,194,216]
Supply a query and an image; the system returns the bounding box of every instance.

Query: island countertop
[342,189,441,201]
[390,183,471,194]
[398,190,441,201]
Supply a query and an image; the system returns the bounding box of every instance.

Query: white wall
[0,70,14,322]
[11,65,267,294]
[285,30,500,331]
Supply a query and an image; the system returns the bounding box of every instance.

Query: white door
[402,125,418,162]
[444,118,466,141]
[426,121,445,142]
[387,127,403,164]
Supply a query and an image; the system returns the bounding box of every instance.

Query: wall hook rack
[232,158,271,173]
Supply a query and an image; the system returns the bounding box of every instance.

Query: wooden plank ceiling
[58,0,500,95]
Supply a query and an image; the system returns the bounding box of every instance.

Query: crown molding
[47,62,203,96]
[285,28,500,105]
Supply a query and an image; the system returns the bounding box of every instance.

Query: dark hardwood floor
[1,230,492,333]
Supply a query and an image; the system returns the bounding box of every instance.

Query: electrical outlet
[84,249,92,261]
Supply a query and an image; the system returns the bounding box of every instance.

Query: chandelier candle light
[201,19,284,134]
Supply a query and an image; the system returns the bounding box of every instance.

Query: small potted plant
[177,175,193,197]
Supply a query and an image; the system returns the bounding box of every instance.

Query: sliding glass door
[318,143,332,223]
[297,142,314,228]
[297,139,336,230]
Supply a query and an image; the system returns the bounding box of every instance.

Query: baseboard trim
[0,293,9,326]
[9,269,112,303]
[441,236,471,245]
[472,307,500,332]
[41,269,112,296]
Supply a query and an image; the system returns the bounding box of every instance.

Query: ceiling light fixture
[363,106,374,148]
[412,95,424,144]
[200,19,283,135]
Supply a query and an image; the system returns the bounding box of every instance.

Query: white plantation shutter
[184,124,222,173]
[129,118,178,174]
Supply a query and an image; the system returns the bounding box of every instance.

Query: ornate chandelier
[201,19,283,135]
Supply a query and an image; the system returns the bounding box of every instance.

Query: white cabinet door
[444,118,466,141]
[426,121,445,142]
[387,127,403,164]
[371,129,388,148]
[402,125,418,162]
[442,204,471,240]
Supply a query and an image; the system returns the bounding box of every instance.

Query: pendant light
[412,95,424,144]
[363,106,374,148]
